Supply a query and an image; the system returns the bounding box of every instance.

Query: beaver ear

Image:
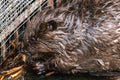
[48,20,57,31]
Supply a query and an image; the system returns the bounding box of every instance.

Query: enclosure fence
[0,0,61,64]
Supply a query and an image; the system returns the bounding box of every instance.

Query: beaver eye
[48,20,57,31]
[48,24,53,31]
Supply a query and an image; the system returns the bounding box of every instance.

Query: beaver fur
[22,0,120,75]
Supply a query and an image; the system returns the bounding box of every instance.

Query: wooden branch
[1,40,6,60]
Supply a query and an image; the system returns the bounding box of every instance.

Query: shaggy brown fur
[22,0,120,75]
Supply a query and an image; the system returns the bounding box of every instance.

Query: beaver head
[22,0,120,75]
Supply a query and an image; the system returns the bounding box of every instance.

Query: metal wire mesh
[0,0,34,32]
[0,0,49,59]
[0,0,61,66]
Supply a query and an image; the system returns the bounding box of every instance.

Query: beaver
[22,0,120,76]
